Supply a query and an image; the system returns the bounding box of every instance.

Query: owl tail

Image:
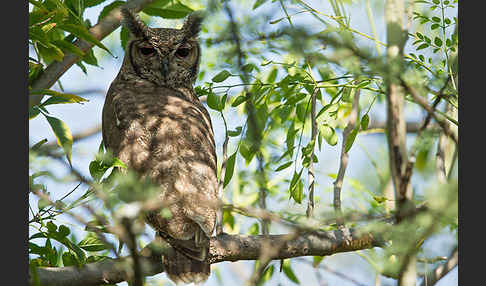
[159,233,210,285]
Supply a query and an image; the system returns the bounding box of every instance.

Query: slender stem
[365,0,382,55]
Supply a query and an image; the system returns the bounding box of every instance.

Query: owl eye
[140,47,156,56]
[175,47,190,58]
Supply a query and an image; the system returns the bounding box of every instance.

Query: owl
[102,8,218,284]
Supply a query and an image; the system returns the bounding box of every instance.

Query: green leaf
[52,39,85,57]
[434,37,443,47]
[228,126,242,137]
[360,114,369,130]
[111,158,128,169]
[356,80,370,89]
[269,17,285,24]
[58,225,71,237]
[38,43,65,62]
[344,128,358,153]
[89,160,109,182]
[259,265,274,285]
[286,121,296,157]
[57,238,86,264]
[38,198,50,210]
[373,196,388,204]
[241,63,255,74]
[313,256,324,267]
[85,0,107,7]
[78,233,109,251]
[29,242,46,256]
[62,252,77,267]
[29,106,42,120]
[57,23,112,55]
[431,23,440,30]
[212,70,231,83]
[285,93,306,106]
[316,103,338,119]
[120,26,130,51]
[296,101,307,122]
[319,125,338,146]
[46,221,58,233]
[275,161,292,172]
[341,87,353,103]
[431,16,441,22]
[223,209,235,230]
[207,92,222,111]
[44,115,73,165]
[266,68,278,83]
[143,1,193,19]
[248,223,259,235]
[289,169,303,204]
[416,43,429,50]
[31,138,48,150]
[31,89,88,105]
[282,259,300,284]
[253,0,267,10]
[81,48,99,67]
[239,142,255,165]
[97,1,124,22]
[223,152,237,188]
[231,95,247,107]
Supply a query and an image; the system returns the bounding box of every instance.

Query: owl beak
[161,57,169,78]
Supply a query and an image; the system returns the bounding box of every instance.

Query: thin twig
[296,257,368,286]
[418,247,458,286]
[216,113,230,235]
[401,79,458,145]
[306,87,318,218]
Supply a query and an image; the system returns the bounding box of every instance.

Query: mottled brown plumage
[102,9,217,284]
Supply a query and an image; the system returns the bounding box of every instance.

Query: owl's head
[119,8,204,88]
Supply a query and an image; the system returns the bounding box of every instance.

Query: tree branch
[31,229,383,286]
[418,246,458,286]
[333,88,360,228]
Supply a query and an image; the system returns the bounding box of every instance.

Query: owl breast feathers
[102,9,217,285]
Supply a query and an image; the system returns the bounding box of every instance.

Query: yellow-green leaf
[313,256,324,267]
[57,23,112,56]
[78,233,109,251]
[344,128,359,153]
[212,70,231,83]
[207,91,222,111]
[44,115,73,166]
[282,259,300,284]
[223,152,237,188]
[52,39,85,57]
[360,114,370,130]
[319,124,338,146]
[31,89,89,105]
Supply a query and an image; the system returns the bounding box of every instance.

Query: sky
[29,1,458,285]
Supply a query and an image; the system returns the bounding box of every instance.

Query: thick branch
[29,0,154,108]
[333,88,360,227]
[31,229,382,286]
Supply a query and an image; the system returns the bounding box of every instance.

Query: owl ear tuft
[120,8,148,38]
[182,10,205,38]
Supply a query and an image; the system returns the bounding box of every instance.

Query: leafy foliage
[29,0,458,285]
